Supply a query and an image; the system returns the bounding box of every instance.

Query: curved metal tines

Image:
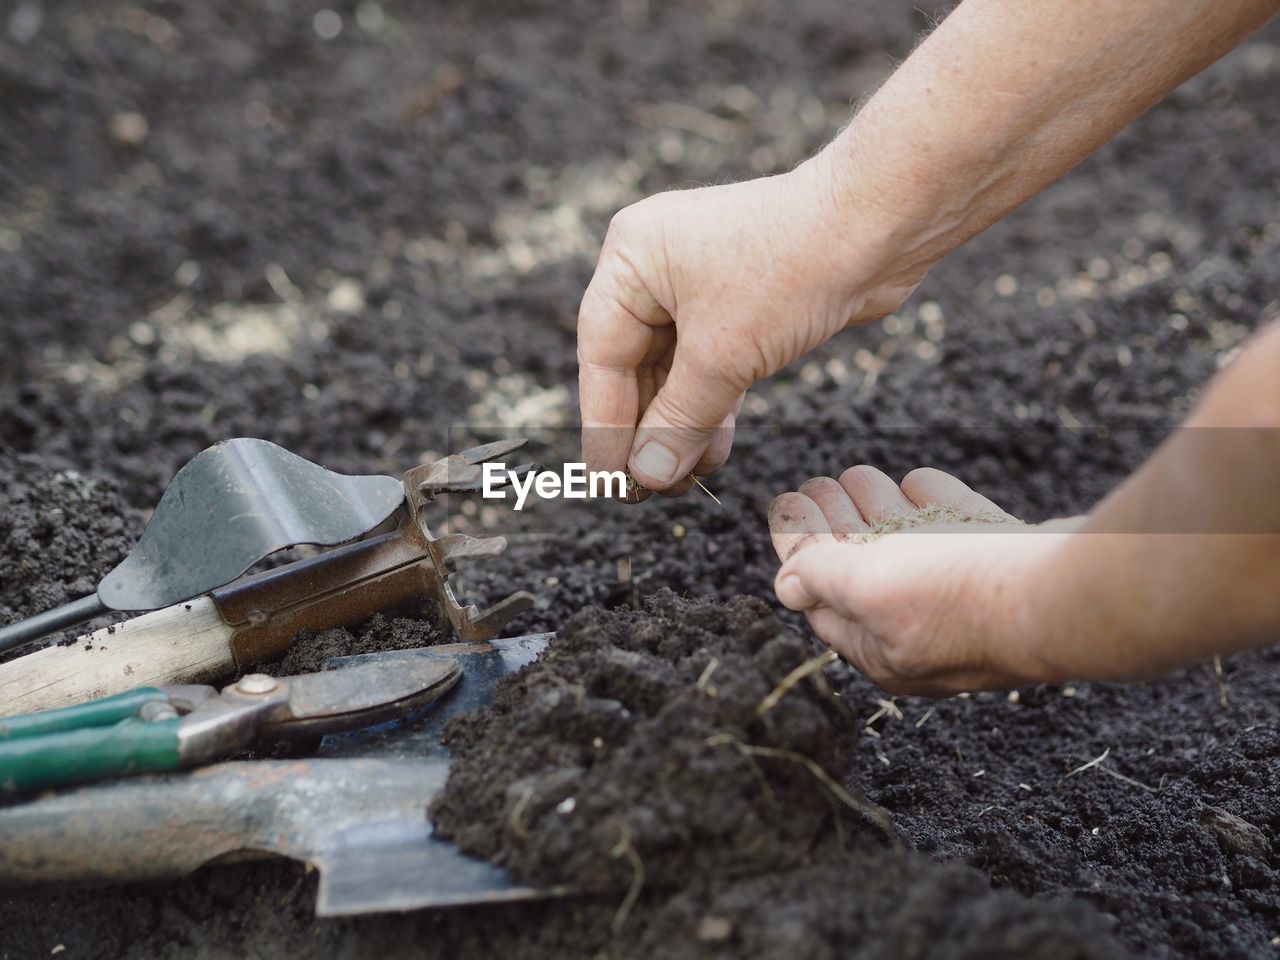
[426,532,534,641]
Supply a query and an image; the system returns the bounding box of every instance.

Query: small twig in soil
[755,650,839,717]
[864,697,903,727]
[609,830,646,935]
[705,734,779,804]
[1098,765,1157,793]
[1213,655,1229,708]
[915,707,935,728]
[279,870,310,908]
[704,733,899,847]
[696,657,720,690]
[740,746,779,804]
[1062,744,1157,793]
[508,785,535,841]
[264,262,301,302]
[1063,746,1110,780]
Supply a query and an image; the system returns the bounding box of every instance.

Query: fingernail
[633,440,680,484]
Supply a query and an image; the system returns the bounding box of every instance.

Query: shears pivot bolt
[235,674,279,695]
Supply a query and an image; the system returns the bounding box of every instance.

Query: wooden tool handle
[0,597,235,718]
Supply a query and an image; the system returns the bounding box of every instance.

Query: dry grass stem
[755,650,839,717]
[689,474,721,505]
[624,471,721,505]
[864,697,903,726]
[1064,746,1111,780]
[696,657,720,690]
[508,785,534,840]
[705,732,899,847]
[609,832,646,935]
[1099,765,1156,793]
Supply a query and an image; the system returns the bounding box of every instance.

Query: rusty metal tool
[0,438,537,717]
[0,634,562,915]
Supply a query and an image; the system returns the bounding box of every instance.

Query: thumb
[627,348,743,490]
[774,541,864,618]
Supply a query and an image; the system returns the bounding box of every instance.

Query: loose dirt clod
[432,591,881,889]
[431,592,1129,959]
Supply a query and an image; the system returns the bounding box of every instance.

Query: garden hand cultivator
[0,438,537,717]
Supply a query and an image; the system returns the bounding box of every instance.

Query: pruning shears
[0,655,460,797]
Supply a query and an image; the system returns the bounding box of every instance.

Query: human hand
[577,153,927,496]
[769,465,1079,696]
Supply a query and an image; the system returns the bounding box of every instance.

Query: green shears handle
[0,689,182,796]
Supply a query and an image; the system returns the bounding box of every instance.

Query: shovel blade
[0,757,554,913]
[0,634,557,915]
[315,760,559,916]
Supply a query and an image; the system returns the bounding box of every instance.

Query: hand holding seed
[768,465,1064,697]
[577,163,924,498]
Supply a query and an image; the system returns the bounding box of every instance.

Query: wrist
[1017,522,1187,684]
[999,521,1097,686]
[776,146,937,326]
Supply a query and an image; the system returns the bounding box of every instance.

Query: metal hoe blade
[97,439,405,611]
[0,439,408,656]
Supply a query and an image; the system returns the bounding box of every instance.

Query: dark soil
[0,455,134,628]
[431,592,886,888]
[275,601,450,675]
[2,0,1278,958]
[429,591,1127,959]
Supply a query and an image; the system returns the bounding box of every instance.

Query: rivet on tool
[139,701,179,723]
[235,674,278,695]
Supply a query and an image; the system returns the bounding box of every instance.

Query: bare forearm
[819,0,1276,285]
[1036,325,1280,680]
